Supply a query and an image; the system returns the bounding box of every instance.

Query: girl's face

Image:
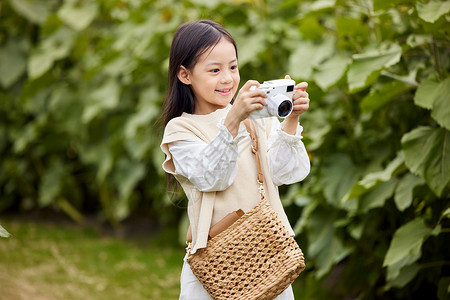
[179,38,240,115]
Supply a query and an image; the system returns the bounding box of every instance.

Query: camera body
[249,79,295,119]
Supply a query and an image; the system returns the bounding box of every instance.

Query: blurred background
[0,0,449,299]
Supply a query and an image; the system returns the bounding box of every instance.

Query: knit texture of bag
[186,196,305,300]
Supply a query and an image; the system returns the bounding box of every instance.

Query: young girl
[161,20,310,300]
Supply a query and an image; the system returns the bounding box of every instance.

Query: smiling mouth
[216,88,233,95]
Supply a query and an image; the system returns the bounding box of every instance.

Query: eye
[231,65,238,71]
[210,68,220,73]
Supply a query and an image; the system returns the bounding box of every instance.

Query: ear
[177,65,191,85]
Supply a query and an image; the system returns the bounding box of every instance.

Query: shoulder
[163,115,212,144]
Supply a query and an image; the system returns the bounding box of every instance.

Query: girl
[161,20,310,299]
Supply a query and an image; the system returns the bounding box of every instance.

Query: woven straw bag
[186,120,305,300]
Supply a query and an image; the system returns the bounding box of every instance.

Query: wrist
[224,114,242,138]
[282,115,300,135]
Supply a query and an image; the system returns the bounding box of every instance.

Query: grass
[0,214,315,300]
[0,216,185,300]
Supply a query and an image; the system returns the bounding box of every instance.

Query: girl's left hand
[284,75,310,120]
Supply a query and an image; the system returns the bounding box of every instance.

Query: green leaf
[416,1,450,23]
[406,34,433,48]
[414,76,450,130]
[9,0,50,24]
[359,178,399,213]
[28,27,77,79]
[383,218,438,267]
[38,160,66,207]
[414,74,439,110]
[438,277,450,300]
[58,1,99,31]
[391,264,421,289]
[394,173,424,212]
[402,126,450,197]
[288,36,335,80]
[439,208,450,222]
[0,225,11,238]
[82,79,120,123]
[307,210,352,278]
[114,158,146,201]
[430,78,450,130]
[313,54,350,90]
[0,39,27,88]
[347,43,402,92]
[236,31,267,67]
[111,158,146,220]
[361,81,413,113]
[358,153,404,189]
[385,263,420,289]
[321,154,361,208]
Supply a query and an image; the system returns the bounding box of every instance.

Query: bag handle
[243,119,265,199]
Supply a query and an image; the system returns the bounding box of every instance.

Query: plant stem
[421,261,450,269]
[432,36,442,80]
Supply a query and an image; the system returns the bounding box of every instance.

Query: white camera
[249,79,295,119]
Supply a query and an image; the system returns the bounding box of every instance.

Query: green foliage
[1,0,449,299]
[0,224,10,238]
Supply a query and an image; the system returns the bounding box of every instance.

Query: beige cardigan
[161,106,294,254]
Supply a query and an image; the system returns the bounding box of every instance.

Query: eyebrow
[206,58,238,66]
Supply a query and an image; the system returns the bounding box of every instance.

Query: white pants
[179,261,295,300]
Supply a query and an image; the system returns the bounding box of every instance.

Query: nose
[220,69,233,83]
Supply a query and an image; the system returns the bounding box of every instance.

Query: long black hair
[162,20,238,126]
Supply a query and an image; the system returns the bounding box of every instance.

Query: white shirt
[168,117,310,192]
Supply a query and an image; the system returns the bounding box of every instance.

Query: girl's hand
[283,75,310,134]
[285,75,310,119]
[224,80,267,137]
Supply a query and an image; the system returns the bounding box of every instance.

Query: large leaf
[402,126,450,197]
[416,1,450,23]
[288,36,335,80]
[313,53,350,90]
[359,178,399,213]
[321,154,361,208]
[0,225,11,238]
[347,43,402,92]
[361,81,413,113]
[82,79,121,123]
[383,218,440,284]
[57,1,99,31]
[112,158,146,220]
[38,159,66,207]
[9,0,50,24]
[345,153,404,202]
[307,209,352,278]
[0,39,27,88]
[28,27,77,79]
[414,76,450,130]
[394,173,424,212]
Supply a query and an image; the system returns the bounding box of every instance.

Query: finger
[292,103,309,113]
[284,74,291,80]
[293,93,309,102]
[293,96,310,105]
[295,82,308,91]
[242,80,261,91]
[294,90,309,99]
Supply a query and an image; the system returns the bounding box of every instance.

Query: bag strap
[243,119,265,199]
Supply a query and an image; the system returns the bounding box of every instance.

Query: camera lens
[278,100,293,117]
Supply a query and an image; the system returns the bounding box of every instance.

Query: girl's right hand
[224,80,267,137]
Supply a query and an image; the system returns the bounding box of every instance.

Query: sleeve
[267,118,310,186]
[167,120,249,192]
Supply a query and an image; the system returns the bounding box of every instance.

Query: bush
[0,0,449,298]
